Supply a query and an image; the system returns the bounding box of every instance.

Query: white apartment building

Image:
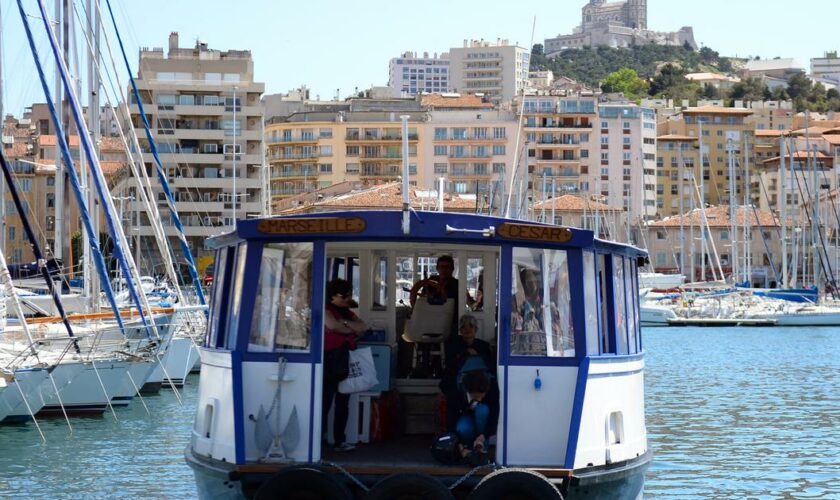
[811,51,840,80]
[388,51,450,97]
[449,39,530,104]
[597,104,657,225]
[122,32,265,263]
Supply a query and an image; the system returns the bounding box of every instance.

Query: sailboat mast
[727,136,737,283]
[53,0,65,266]
[0,0,5,255]
[743,137,750,285]
[699,120,706,281]
[678,141,685,277]
[780,135,787,288]
[86,0,101,310]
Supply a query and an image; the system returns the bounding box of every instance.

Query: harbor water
[1,327,838,498]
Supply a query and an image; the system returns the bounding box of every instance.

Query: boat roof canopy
[207,211,646,257]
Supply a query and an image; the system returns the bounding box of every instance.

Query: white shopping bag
[338,347,379,394]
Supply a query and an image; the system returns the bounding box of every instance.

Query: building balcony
[345,133,418,142]
[267,152,320,161]
[535,138,581,146]
[448,153,492,160]
[524,122,592,130]
[266,136,319,145]
[434,136,506,142]
[271,170,319,180]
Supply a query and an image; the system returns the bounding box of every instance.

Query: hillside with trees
[531,44,840,112]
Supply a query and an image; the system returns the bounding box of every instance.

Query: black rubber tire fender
[467,468,563,500]
[254,465,353,500]
[365,472,455,500]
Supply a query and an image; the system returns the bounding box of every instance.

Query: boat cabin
[187,211,650,499]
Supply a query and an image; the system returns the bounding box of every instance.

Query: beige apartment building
[658,106,755,208]
[122,32,264,264]
[655,134,698,218]
[264,94,520,210]
[449,39,530,104]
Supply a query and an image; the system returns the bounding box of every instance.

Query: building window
[434,145,448,156]
[346,145,359,156]
[434,128,447,140]
[319,128,333,138]
[8,226,15,241]
[319,164,332,173]
[434,163,448,174]
[345,163,360,173]
[493,127,506,139]
[493,163,505,173]
[492,144,506,155]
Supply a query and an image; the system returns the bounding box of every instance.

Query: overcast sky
[1,0,836,116]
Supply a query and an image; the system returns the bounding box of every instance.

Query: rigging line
[102,0,205,306]
[751,175,781,284]
[13,0,124,342]
[73,1,185,305]
[504,15,535,219]
[0,249,73,433]
[34,0,163,341]
[787,142,838,296]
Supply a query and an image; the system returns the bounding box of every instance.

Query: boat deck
[322,435,467,471]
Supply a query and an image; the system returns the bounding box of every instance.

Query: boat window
[583,251,599,355]
[510,247,575,357]
[330,257,360,304]
[466,257,484,311]
[626,258,639,354]
[371,252,388,311]
[225,243,249,350]
[598,254,612,354]
[613,258,629,355]
[249,243,313,353]
[205,246,231,348]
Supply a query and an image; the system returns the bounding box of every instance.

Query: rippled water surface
[0,375,199,499]
[644,327,840,498]
[1,328,839,498]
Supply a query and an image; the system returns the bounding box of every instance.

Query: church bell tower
[627,0,647,30]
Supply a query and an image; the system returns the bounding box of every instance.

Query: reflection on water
[644,327,840,498]
[0,375,199,499]
[2,329,838,499]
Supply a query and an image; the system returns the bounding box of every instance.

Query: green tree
[729,77,769,101]
[532,44,544,56]
[600,68,650,99]
[649,64,699,99]
[786,72,812,100]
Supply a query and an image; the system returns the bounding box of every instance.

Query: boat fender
[365,472,454,500]
[467,468,563,500]
[534,369,542,391]
[253,465,353,500]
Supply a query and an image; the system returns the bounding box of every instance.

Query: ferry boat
[185,210,650,499]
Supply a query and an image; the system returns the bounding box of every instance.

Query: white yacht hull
[0,367,49,423]
[37,359,132,416]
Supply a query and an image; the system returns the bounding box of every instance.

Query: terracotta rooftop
[754,130,786,137]
[281,182,478,213]
[100,137,127,152]
[791,126,831,136]
[38,135,81,147]
[762,151,833,164]
[421,93,494,110]
[657,134,697,141]
[99,160,126,177]
[822,134,840,145]
[683,106,753,115]
[531,194,619,212]
[650,205,779,228]
[4,143,32,158]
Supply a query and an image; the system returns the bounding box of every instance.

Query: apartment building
[743,100,796,131]
[521,95,594,188]
[388,51,450,97]
[265,104,426,202]
[811,51,840,80]
[425,106,518,204]
[122,32,264,263]
[659,106,755,208]
[597,103,657,223]
[655,134,698,218]
[449,39,530,104]
[521,94,597,217]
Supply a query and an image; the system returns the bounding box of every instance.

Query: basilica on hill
[544,0,697,56]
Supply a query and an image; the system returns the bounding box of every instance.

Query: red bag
[370,390,399,443]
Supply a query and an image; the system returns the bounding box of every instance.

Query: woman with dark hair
[322,278,367,452]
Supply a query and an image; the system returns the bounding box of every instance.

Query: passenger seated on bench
[440,315,497,433]
[455,370,491,465]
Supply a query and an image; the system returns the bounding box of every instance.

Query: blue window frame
[206,246,234,349]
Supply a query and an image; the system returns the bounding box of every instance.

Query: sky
[1,0,837,117]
